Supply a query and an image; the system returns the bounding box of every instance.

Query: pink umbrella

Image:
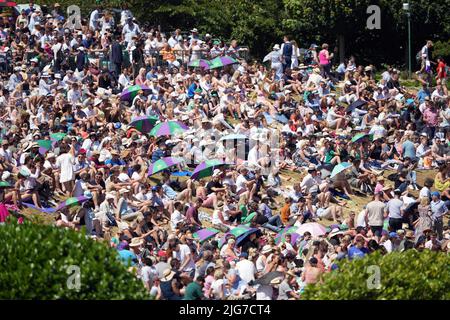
[295,222,327,237]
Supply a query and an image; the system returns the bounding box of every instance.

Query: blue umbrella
[236,228,262,247]
[330,162,352,178]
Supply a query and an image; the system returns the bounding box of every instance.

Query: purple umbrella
[120,85,152,101]
[147,157,184,176]
[55,196,90,211]
[190,159,225,180]
[209,55,238,69]
[193,228,220,243]
[149,121,189,137]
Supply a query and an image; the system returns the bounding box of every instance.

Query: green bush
[302,250,450,300]
[0,221,148,299]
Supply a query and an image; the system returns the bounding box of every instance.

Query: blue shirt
[118,249,137,266]
[417,89,431,103]
[105,158,126,166]
[402,140,416,160]
[348,246,368,260]
[162,183,178,200]
[430,200,448,220]
[187,83,197,98]
[151,148,165,162]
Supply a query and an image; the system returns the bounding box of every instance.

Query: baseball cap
[389,232,399,238]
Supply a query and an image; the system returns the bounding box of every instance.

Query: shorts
[370,225,383,237]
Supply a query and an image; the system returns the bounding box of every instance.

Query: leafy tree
[302,250,450,300]
[0,220,148,299]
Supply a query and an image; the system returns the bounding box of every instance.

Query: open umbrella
[55,196,90,211]
[295,222,327,237]
[0,181,11,188]
[50,132,67,141]
[191,159,225,180]
[193,228,220,243]
[36,139,52,155]
[275,226,300,245]
[129,116,159,134]
[351,133,370,143]
[120,85,152,101]
[229,225,252,238]
[147,157,184,176]
[188,59,211,69]
[236,227,261,247]
[209,56,238,69]
[219,134,247,141]
[330,162,352,178]
[149,121,189,137]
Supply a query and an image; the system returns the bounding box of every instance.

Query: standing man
[385,189,404,232]
[280,36,293,72]
[110,35,123,80]
[430,191,448,240]
[365,192,387,240]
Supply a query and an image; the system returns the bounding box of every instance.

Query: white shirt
[175,244,195,272]
[236,259,256,284]
[170,209,184,230]
[56,153,75,183]
[235,174,248,193]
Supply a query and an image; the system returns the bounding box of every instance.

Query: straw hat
[129,238,144,247]
[161,269,175,281]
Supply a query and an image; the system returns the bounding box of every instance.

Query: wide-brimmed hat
[405,230,415,239]
[129,238,144,247]
[261,245,272,254]
[273,44,280,50]
[161,269,175,281]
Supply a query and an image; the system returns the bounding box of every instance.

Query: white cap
[212,169,222,177]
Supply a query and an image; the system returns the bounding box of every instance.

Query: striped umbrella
[193,228,220,243]
[120,85,152,101]
[275,226,300,245]
[147,157,184,176]
[209,55,238,69]
[36,140,52,155]
[191,159,225,180]
[55,196,90,211]
[188,59,211,69]
[351,132,371,143]
[129,116,159,134]
[50,132,67,142]
[149,121,189,137]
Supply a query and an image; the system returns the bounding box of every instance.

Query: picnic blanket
[22,202,56,214]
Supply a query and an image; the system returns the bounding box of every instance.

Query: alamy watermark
[66,265,81,291]
[366,265,381,289]
[366,5,381,30]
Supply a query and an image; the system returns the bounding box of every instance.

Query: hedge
[302,250,450,300]
[0,220,148,299]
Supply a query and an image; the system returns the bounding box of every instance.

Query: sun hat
[129,238,144,247]
[273,44,280,50]
[212,169,222,177]
[261,245,272,254]
[46,152,56,160]
[106,193,115,200]
[270,278,282,285]
[119,188,130,195]
[161,269,175,281]
[19,168,30,177]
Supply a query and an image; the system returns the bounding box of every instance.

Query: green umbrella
[351,133,368,143]
[50,132,67,141]
[36,139,52,155]
[129,116,159,134]
[0,181,11,188]
[190,159,226,180]
[149,121,189,137]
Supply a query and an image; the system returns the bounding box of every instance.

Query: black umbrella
[251,271,284,286]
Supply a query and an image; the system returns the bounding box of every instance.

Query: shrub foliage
[302,250,450,300]
[0,221,148,299]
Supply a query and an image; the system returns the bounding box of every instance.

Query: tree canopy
[34,0,450,64]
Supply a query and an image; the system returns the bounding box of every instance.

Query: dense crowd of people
[0,2,449,300]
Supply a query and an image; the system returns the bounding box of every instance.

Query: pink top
[319,50,329,65]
